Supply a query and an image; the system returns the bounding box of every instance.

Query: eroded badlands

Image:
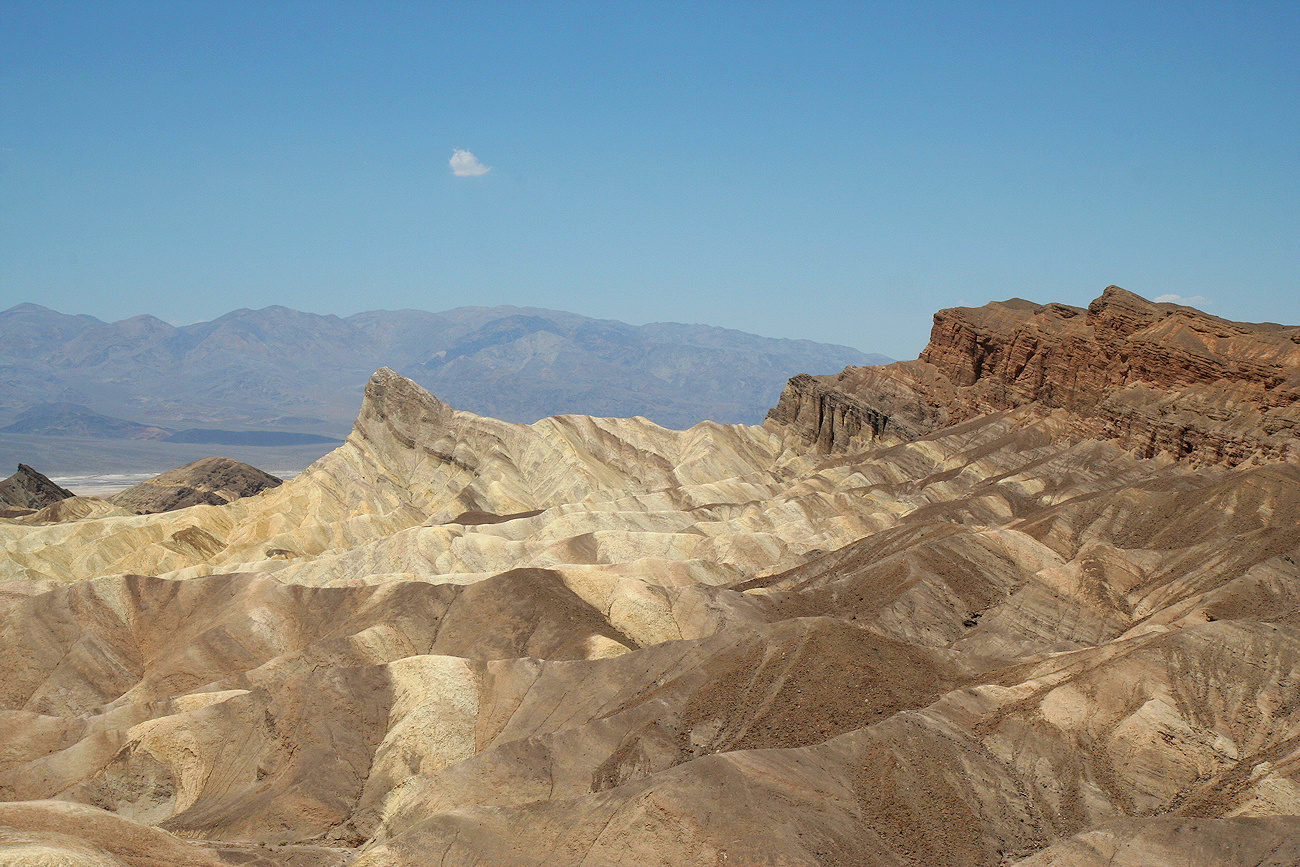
[1,288,1298,866]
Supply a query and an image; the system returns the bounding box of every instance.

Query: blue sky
[2,1,1296,358]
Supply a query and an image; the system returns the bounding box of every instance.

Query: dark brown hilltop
[108,456,285,514]
[0,463,72,515]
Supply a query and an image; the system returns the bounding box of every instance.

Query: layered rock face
[770,286,1300,464]
[1,293,1298,867]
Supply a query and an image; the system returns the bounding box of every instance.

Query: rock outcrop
[1,292,1298,866]
[0,463,72,513]
[107,456,284,514]
[768,287,1300,465]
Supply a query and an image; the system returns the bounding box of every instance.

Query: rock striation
[769,286,1300,465]
[0,290,1298,866]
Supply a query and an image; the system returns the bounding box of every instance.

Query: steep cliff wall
[766,365,956,452]
[768,287,1300,465]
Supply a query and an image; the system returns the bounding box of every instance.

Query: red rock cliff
[768,287,1300,465]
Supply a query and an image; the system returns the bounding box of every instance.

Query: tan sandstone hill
[0,287,1297,866]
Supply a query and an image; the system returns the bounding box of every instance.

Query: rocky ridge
[0,402,174,440]
[0,464,73,514]
[0,289,1297,866]
[769,286,1300,464]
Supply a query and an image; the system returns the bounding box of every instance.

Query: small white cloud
[450,149,490,177]
[1153,294,1209,307]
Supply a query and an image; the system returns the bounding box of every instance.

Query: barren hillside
[0,287,1297,866]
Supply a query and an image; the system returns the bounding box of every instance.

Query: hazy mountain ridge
[0,302,885,435]
[0,402,174,440]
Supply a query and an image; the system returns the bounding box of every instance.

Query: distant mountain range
[0,402,173,440]
[0,402,343,446]
[0,302,888,434]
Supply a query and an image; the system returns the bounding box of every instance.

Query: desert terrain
[1,286,1298,866]
[0,303,883,487]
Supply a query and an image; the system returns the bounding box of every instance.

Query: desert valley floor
[1,287,1299,866]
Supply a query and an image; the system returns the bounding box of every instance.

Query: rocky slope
[0,289,1297,866]
[0,463,72,513]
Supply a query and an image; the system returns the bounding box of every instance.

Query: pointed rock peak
[363,367,449,408]
[369,366,409,385]
[3,302,57,314]
[1093,285,1159,310]
[1101,284,1145,299]
[0,464,74,510]
[354,368,458,452]
[1088,285,1231,340]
